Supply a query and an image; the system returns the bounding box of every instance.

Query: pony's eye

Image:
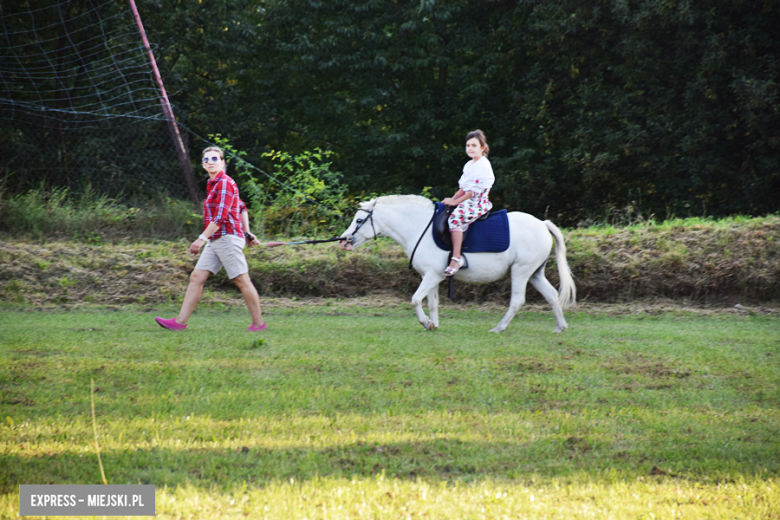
[356,218,364,224]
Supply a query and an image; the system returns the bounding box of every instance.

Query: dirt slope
[1,217,778,305]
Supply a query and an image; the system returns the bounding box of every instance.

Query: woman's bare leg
[176,269,210,325]
[233,272,264,325]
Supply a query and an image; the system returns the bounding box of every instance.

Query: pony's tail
[544,220,577,309]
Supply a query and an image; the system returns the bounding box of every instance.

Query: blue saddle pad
[432,202,510,253]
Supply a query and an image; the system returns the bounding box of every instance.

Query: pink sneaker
[248,322,267,331]
[155,317,187,331]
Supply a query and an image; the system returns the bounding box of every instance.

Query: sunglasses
[202,156,221,163]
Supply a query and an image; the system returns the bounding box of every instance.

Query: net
[0,0,192,200]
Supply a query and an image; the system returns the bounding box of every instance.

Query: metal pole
[127,0,200,205]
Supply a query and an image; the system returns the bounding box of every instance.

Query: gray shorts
[194,234,249,279]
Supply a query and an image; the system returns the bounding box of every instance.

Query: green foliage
[214,0,780,224]
[208,134,351,238]
[2,0,778,225]
[504,0,780,224]
[245,0,501,197]
[258,148,351,236]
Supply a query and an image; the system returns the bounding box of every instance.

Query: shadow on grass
[3,430,779,493]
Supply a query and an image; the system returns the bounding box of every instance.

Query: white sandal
[444,256,465,276]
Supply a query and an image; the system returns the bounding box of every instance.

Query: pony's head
[338,195,434,251]
[337,198,378,251]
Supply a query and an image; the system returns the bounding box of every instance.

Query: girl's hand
[442,197,457,206]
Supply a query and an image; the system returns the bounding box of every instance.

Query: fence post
[128,0,200,205]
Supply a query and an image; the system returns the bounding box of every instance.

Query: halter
[348,207,377,243]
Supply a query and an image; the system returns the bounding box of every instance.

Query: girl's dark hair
[465,129,489,156]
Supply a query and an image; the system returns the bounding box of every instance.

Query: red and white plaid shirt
[203,171,245,240]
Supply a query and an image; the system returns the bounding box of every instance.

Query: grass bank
[1,303,778,518]
[0,187,203,243]
[1,215,778,305]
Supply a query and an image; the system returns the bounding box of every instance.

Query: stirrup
[444,256,465,276]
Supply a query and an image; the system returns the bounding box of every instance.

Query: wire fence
[0,0,193,201]
[1,112,191,200]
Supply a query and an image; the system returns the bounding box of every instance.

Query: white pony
[338,195,576,332]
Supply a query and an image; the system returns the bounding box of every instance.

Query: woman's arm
[240,209,260,246]
[190,221,220,255]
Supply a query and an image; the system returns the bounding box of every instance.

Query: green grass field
[1,300,779,519]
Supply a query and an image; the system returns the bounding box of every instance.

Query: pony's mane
[360,194,433,210]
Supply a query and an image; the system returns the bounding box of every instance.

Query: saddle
[427,203,510,300]
[434,205,489,249]
[431,203,510,253]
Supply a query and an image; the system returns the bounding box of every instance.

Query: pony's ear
[359,199,376,210]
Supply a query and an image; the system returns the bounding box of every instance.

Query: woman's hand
[246,232,260,247]
[190,238,205,255]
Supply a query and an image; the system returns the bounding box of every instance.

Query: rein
[408,204,438,270]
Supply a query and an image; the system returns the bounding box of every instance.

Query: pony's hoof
[553,326,567,333]
[488,327,504,333]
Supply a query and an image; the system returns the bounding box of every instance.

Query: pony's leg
[490,264,529,333]
[411,273,444,330]
[530,269,568,333]
[427,285,440,329]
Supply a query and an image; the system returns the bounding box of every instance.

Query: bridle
[347,202,437,272]
[347,207,378,243]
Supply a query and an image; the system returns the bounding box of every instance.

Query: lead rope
[408,205,438,270]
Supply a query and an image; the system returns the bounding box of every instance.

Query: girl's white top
[458,155,495,194]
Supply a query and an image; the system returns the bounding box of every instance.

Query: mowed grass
[1,300,779,519]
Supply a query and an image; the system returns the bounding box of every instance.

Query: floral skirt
[448,194,492,232]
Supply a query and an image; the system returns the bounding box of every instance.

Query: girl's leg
[176,269,211,325]
[447,204,466,271]
[447,200,469,271]
[449,231,463,270]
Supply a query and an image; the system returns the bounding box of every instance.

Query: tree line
[3,0,778,225]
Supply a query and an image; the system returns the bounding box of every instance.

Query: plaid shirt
[203,171,245,240]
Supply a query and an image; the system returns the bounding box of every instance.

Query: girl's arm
[442,189,473,206]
